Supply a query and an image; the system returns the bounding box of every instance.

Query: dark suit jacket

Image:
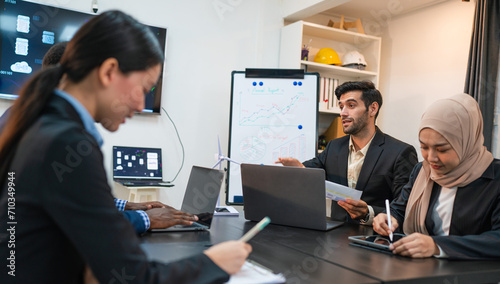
[0,95,228,283]
[1,107,159,236]
[392,161,500,260]
[303,128,418,223]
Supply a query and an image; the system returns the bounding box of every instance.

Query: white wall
[0,0,478,206]
[0,0,284,208]
[377,0,475,159]
[296,1,475,160]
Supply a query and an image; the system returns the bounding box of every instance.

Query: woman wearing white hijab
[373,93,500,259]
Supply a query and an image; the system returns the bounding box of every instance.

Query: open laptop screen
[180,166,224,226]
[112,146,163,180]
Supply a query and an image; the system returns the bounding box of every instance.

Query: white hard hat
[342,51,367,70]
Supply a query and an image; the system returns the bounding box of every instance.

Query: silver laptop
[151,165,224,232]
[241,163,343,231]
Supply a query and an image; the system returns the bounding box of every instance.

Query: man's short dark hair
[42,41,68,69]
[334,81,383,119]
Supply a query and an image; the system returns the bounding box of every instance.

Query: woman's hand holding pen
[204,241,252,274]
[373,213,398,237]
[373,213,439,258]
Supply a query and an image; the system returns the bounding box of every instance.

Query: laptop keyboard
[172,222,206,229]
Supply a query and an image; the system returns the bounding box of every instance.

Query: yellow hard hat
[314,48,342,65]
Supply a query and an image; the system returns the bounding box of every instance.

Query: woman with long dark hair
[0,10,250,283]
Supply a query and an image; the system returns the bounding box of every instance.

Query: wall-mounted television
[0,0,167,114]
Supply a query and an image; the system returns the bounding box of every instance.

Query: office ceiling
[321,0,451,20]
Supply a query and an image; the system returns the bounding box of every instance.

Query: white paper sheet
[325,180,362,201]
[225,260,285,284]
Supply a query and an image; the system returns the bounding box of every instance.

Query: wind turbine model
[212,135,240,216]
[212,135,240,170]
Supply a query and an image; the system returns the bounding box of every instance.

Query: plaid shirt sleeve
[115,199,151,232]
[114,198,127,211]
[136,210,150,230]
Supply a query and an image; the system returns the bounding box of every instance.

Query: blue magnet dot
[298,82,303,86]
[293,81,297,86]
[298,125,303,130]
[253,82,257,86]
[259,82,263,86]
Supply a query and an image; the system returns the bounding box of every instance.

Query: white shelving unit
[280,21,381,85]
[279,20,381,139]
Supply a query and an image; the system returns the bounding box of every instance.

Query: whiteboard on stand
[226,69,319,205]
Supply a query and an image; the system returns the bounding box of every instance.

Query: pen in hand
[385,199,393,242]
[239,217,271,242]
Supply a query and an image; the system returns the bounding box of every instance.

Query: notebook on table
[151,165,224,232]
[241,163,343,231]
[112,146,173,187]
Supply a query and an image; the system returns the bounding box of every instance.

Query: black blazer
[0,95,228,283]
[0,106,150,235]
[303,128,418,223]
[392,161,500,260]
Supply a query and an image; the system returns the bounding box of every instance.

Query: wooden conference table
[140,215,500,284]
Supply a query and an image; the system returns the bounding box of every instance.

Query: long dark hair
[0,10,164,191]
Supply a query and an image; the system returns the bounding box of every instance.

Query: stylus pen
[239,216,271,242]
[385,199,393,242]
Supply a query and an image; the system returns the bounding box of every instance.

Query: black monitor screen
[0,0,166,114]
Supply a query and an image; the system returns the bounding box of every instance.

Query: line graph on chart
[238,87,308,127]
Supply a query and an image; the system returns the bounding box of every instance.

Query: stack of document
[226,260,285,284]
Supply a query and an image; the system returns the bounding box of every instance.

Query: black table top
[141,215,500,284]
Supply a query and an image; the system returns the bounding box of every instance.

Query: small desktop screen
[112,146,163,180]
[0,0,167,114]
